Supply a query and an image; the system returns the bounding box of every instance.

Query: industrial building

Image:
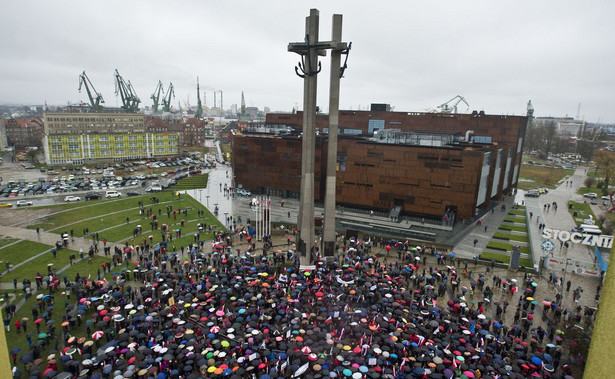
[43,110,179,165]
[231,106,527,221]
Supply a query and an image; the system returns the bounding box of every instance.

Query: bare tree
[594,149,615,193]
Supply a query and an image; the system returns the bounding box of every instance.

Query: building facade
[232,108,527,221]
[4,117,44,148]
[43,110,179,165]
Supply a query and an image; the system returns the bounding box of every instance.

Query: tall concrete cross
[323,14,350,257]
[288,9,348,265]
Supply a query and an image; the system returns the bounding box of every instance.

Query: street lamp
[198,189,202,202]
[224,212,229,225]
[205,195,210,208]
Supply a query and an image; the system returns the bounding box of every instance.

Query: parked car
[15,200,33,207]
[525,190,540,198]
[584,192,597,198]
[127,191,141,196]
[237,188,252,196]
[64,196,81,202]
[0,202,13,208]
[85,192,103,200]
[105,190,122,198]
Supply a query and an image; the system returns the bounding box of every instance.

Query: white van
[577,225,601,235]
[105,190,121,198]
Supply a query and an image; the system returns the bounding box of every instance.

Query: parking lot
[0,156,215,206]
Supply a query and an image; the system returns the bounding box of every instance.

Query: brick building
[144,116,207,147]
[232,108,527,221]
[4,117,44,148]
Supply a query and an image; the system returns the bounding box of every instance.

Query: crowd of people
[5,232,585,379]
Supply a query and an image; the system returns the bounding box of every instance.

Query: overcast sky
[1,1,614,123]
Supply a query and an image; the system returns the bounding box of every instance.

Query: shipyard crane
[162,82,175,112]
[195,77,203,119]
[127,80,141,111]
[78,71,105,111]
[114,69,141,112]
[151,81,164,113]
[436,95,469,114]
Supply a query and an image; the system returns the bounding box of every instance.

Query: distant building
[3,117,44,149]
[43,110,179,165]
[0,118,8,151]
[144,116,206,147]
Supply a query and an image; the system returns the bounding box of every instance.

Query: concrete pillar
[323,14,343,257]
[296,9,320,265]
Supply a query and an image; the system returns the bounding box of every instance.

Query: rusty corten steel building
[231,108,527,220]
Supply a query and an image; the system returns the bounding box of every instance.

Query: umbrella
[20,354,33,364]
[92,331,104,340]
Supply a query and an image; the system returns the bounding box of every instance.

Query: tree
[584,176,596,190]
[594,149,615,194]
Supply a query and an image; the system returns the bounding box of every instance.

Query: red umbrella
[92,331,104,340]
[34,318,43,324]
[99,310,108,316]
[314,291,324,297]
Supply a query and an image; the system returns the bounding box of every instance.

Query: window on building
[337,152,347,172]
[368,119,385,134]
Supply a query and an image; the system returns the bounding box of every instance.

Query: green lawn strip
[4,248,77,284]
[0,236,18,248]
[519,258,533,267]
[503,216,525,223]
[170,173,209,191]
[499,224,528,232]
[0,240,54,268]
[508,210,526,216]
[47,208,139,237]
[492,232,529,243]
[480,251,510,263]
[60,255,111,281]
[479,251,533,267]
[486,241,512,251]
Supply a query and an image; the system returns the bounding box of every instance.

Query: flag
[417,335,425,346]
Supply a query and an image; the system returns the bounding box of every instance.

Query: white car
[64,196,81,202]
[583,193,597,198]
[15,200,33,207]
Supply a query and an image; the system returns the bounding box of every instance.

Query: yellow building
[43,110,178,164]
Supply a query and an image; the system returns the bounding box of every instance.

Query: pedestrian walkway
[0,226,113,276]
[453,197,516,260]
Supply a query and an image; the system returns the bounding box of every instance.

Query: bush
[585,176,596,189]
[597,182,604,189]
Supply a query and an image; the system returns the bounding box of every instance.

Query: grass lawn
[171,174,209,191]
[479,251,533,267]
[4,248,79,284]
[508,210,526,216]
[503,216,525,223]
[0,240,53,267]
[518,165,574,190]
[0,236,18,248]
[499,224,528,232]
[493,231,529,243]
[567,201,600,228]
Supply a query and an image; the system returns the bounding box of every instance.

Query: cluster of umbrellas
[10,250,576,379]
